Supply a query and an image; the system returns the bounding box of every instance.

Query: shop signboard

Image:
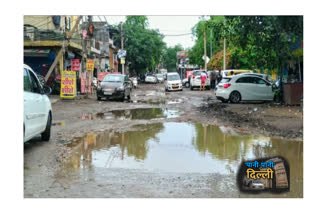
[71,59,80,71]
[60,70,76,99]
[81,72,92,94]
[86,59,94,71]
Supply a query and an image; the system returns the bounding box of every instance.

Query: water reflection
[66,122,302,174]
[64,122,302,196]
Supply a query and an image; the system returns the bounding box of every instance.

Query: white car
[145,75,158,84]
[24,64,52,142]
[165,72,183,91]
[215,73,274,103]
[156,73,164,83]
[190,70,210,90]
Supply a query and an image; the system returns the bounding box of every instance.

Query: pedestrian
[200,72,207,91]
[210,71,217,90]
[217,69,222,83]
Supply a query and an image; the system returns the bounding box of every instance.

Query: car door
[24,68,34,140]
[235,77,256,100]
[26,69,47,134]
[253,77,273,100]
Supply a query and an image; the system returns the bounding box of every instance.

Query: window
[254,77,267,85]
[28,70,41,94]
[24,69,32,92]
[220,78,231,83]
[236,77,255,84]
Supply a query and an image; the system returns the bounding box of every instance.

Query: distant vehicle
[215,74,274,103]
[221,69,253,77]
[96,74,131,101]
[182,78,189,87]
[145,74,158,84]
[190,70,210,90]
[165,72,183,91]
[156,73,165,83]
[130,77,138,88]
[24,64,52,143]
[243,178,265,190]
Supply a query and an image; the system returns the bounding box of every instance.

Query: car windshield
[168,75,180,81]
[103,75,124,82]
[156,74,163,78]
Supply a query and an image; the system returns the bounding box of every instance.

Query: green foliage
[111,16,165,74]
[190,16,303,72]
[162,44,184,70]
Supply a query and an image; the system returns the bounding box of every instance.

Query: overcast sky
[94,16,201,49]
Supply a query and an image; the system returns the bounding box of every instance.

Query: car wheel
[229,91,241,103]
[127,93,131,100]
[185,82,190,88]
[41,113,51,141]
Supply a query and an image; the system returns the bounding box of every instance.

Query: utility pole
[87,15,93,95]
[223,20,226,70]
[81,16,87,94]
[45,16,82,82]
[210,29,213,59]
[204,23,207,71]
[121,22,124,74]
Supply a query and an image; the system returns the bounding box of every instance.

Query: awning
[24,49,51,57]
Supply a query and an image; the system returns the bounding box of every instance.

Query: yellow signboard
[120,58,125,64]
[60,70,76,99]
[272,69,277,80]
[86,59,94,71]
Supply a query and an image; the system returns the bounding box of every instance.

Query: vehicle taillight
[193,76,195,79]
[223,83,231,88]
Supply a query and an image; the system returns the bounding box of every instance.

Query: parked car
[190,70,210,90]
[182,78,189,87]
[243,178,265,190]
[221,69,253,77]
[156,73,165,83]
[24,64,52,143]
[165,72,183,91]
[96,74,131,101]
[130,77,138,88]
[215,74,274,103]
[145,74,158,84]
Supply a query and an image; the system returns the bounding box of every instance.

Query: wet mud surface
[24,84,303,198]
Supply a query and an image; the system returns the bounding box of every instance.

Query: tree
[111,16,165,74]
[162,44,184,71]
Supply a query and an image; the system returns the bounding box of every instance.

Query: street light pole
[204,23,207,71]
[121,22,124,74]
[223,20,226,70]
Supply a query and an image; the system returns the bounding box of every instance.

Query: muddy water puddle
[64,123,302,195]
[132,99,183,105]
[66,122,303,173]
[79,108,182,120]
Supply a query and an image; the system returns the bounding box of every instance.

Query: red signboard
[71,59,80,71]
[80,72,92,94]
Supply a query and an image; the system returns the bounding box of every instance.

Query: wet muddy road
[24,84,303,198]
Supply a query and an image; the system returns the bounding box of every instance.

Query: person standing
[210,71,217,90]
[200,72,207,91]
[217,69,222,83]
